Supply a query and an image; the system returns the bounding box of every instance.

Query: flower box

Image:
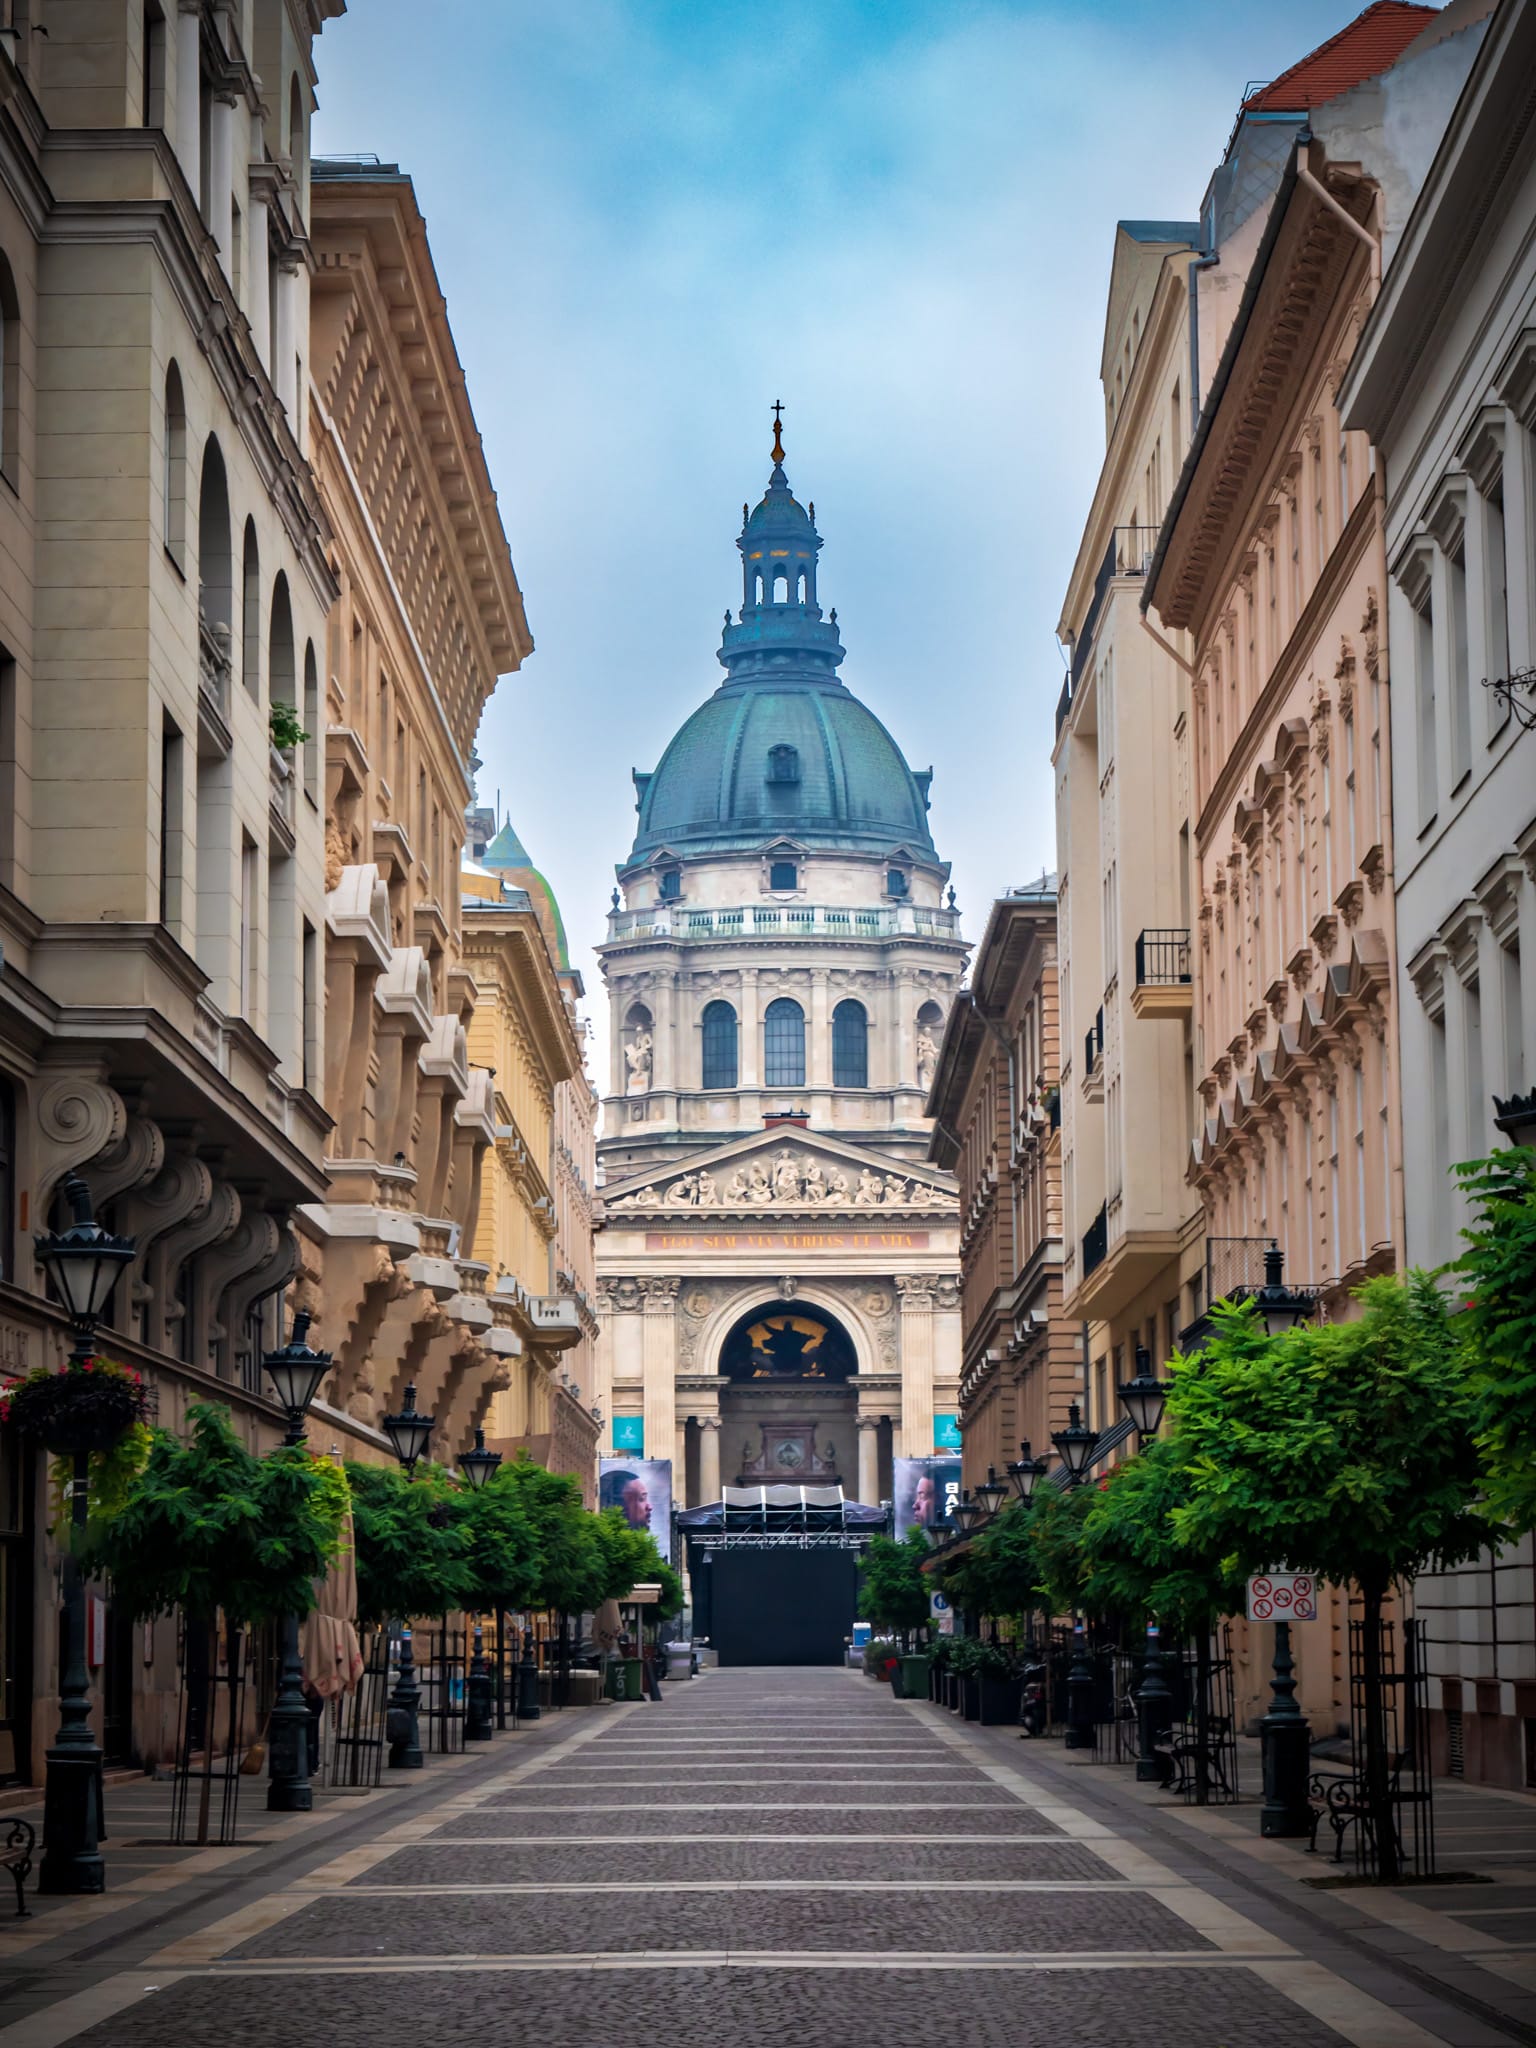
[0,1357,147,1458]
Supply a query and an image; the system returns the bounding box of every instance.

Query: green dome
[626,676,937,867]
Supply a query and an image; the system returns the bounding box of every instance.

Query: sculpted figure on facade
[624,1030,653,1093]
[748,1159,773,1203]
[916,1029,939,1092]
[802,1160,827,1205]
[724,1166,751,1205]
[826,1165,851,1203]
[695,1169,718,1206]
[882,1173,909,1205]
[854,1168,884,1206]
[773,1149,803,1202]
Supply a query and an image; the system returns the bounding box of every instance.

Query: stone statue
[695,1169,718,1206]
[625,1030,653,1093]
[672,1173,698,1206]
[916,1029,938,1091]
[772,1149,802,1202]
[826,1166,851,1204]
[882,1173,908,1205]
[724,1167,750,1205]
[748,1160,772,1204]
[802,1160,826,1206]
[854,1168,883,1206]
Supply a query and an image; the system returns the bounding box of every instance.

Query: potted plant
[862,1637,898,1682]
[972,1640,1022,1724]
[1,1354,147,1457]
[948,1634,983,1718]
[928,1634,952,1702]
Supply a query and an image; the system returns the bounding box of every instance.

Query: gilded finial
[771,399,785,466]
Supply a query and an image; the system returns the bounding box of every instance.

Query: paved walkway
[3,1669,1536,2044]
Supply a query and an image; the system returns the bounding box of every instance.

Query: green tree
[461,1468,544,1613]
[1453,1147,1536,1529]
[497,1456,606,1614]
[857,1529,931,1641]
[1169,1276,1485,1877]
[1080,1434,1245,1637]
[345,1461,475,1625]
[84,1401,346,1624]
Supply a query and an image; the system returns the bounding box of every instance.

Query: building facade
[1342,0,1536,1786]
[1053,222,1205,1440]
[297,159,534,1468]
[593,426,967,1523]
[463,824,595,1498]
[0,0,343,1783]
[925,886,1072,1489]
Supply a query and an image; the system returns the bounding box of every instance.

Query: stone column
[208,91,235,270]
[174,2,202,206]
[894,1275,935,1457]
[248,195,271,372]
[856,1415,880,1506]
[809,970,831,1090]
[640,1278,678,1491]
[699,1416,722,1503]
[273,255,301,424]
[739,966,760,1089]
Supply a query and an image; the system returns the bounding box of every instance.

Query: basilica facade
[593,424,967,1513]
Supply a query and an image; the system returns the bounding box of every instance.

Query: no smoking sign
[1246,1571,1318,1622]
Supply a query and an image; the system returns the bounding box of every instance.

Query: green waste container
[603,1659,625,1701]
[900,1654,930,1699]
[623,1657,645,1701]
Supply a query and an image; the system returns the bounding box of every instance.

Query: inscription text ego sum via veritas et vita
[643,1231,931,1251]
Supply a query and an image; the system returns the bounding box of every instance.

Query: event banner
[599,1457,673,1549]
[893,1455,962,1538]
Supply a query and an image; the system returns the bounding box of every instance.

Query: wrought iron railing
[1135,927,1191,987]
[1082,1201,1108,1278]
[1084,1007,1104,1076]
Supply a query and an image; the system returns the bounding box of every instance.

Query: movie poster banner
[599,1457,674,1553]
[893,1455,962,1539]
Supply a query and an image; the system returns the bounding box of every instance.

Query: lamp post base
[37,1747,105,1895]
[266,1611,313,1812]
[387,1626,423,1769]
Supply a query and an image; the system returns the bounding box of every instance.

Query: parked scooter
[1018,1660,1047,1738]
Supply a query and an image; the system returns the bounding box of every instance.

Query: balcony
[1179,1235,1322,1348]
[1057,524,1164,735]
[1131,927,1192,1020]
[269,746,297,853]
[1081,1202,1108,1278]
[606,902,963,944]
[1081,1007,1104,1103]
[197,610,232,756]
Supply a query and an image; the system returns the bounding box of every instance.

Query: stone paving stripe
[431,1804,1065,1838]
[344,1839,1120,1887]
[1249,1958,1453,2048]
[474,1783,1023,1806]
[225,1886,1217,1959]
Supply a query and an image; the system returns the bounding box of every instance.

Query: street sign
[1246,1571,1318,1622]
[930,1589,954,1637]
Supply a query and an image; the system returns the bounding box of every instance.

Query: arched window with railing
[701,1001,738,1090]
[832,999,868,1088]
[764,997,805,1089]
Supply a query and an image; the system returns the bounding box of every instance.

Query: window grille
[764,998,805,1088]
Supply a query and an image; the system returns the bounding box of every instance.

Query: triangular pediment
[600,1124,957,1219]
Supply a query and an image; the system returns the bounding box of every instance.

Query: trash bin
[603,1659,625,1701]
[623,1657,645,1702]
[665,1643,693,1682]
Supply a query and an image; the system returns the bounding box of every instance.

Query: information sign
[1245,1571,1318,1622]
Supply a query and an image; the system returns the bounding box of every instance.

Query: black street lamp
[1118,1347,1171,1444]
[1065,1615,1096,1750]
[1494,1091,1536,1150]
[382,1383,434,1475]
[951,1490,982,1535]
[34,1174,135,1896]
[1259,1619,1313,1837]
[1252,1246,1313,1337]
[381,1384,437,1770]
[459,1430,501,1742]
[1006,1441,1049,1503]
[1051,1403,1100,1487]
[262,1312,331,1813]
[973,1467,1008,1519]
[1135,1620,1174,1784]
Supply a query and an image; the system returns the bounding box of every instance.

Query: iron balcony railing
[607,903,962,942]
[1082,1201,1108,1278]
[1134,927,1192,987]
[1084,1006,1104,1076]
[1058,524,1165,733]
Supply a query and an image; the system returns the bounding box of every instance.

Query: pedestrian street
[6,1668,1526,2047]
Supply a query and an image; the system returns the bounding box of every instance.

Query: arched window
[833,999,868,1088]
[701,1001,738,1090]
[753,570,764,605]
[287,75,307,196]
[771,570,789,603]
[0,251,19,488]
[197,438,232,645]
[764,997,805,1088]
[163,361,187,564]
[241,520,260,697]
[269,572,295,728]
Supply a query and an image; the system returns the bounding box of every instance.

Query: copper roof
[1243,1,1435,111]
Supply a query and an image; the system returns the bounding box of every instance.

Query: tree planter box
[959,1676,981,1721]
[977,1675,1023,1726]
[900,1655,930,1700]
[943,1672,960,1710]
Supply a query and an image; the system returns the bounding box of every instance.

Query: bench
[1168,1715,1236,1798]
[2,1819,34,1917]
[1307,1752,1406,1862]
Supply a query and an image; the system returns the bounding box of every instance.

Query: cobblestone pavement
[6,1669,1536,2046]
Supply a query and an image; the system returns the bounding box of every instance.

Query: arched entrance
[717,1297,858,1492]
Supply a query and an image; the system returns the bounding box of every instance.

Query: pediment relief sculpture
[605,1145,943,1214]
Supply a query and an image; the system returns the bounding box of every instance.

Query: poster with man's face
[600,1458,673,1549]
[893,1456,962,1538]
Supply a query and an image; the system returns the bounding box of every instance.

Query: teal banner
[934,1413,961,1451]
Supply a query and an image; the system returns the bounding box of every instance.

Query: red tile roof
[1243,1,1437,111]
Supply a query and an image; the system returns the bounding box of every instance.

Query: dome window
[769,860,798,892]
[659,868,681,901]
[767,744,801,785]
[886,867,910,897]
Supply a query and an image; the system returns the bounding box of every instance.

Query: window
[1466,973,1484,1153]
[769,860,798,892]
[158,713,184,929]
[1484,477,1511,737]
[886,868,908,897]
[832,999,868,1088]
[141,2,166,127]
[764,998,805,1088]
[767,744,800,784]
[1448,543,1471,787]
[241,520,260,698]
[268,571,295,729]
[163,362,187,565]
[1501,933,1524,1097]
[1414,585,1436,824]
[302,641,319,799]
[0,252,18,488]
[701,1001,738,1090]
[659,868,680,901]
[0,1074,12,1284]
[0,650,14,884]
[302,917,319,1092]
[239,833,258,1018]
[771,570,789,603]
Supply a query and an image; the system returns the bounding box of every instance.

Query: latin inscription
[644,1230,929,1251]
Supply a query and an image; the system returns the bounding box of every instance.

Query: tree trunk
[1361,1577,1399,1883]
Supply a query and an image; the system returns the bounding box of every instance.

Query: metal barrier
[419,1625,466,1755]
[169,1612,251,1845]
[325,1627,390,1790]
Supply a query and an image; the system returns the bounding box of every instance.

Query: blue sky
[311,0,1371,1074]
